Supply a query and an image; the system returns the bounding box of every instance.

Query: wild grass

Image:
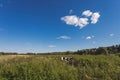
[0,54,120,80]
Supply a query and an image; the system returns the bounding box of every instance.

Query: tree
[96,47,108,55]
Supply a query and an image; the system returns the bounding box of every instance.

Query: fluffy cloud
[61,10,100,29]
[48,45,56,48]
[82,10,93,17]
[91,12,100,24]
[86,36,92,39]
[57,35,71,39]
[61,15,79,26]
[61,16,89,28]
[78,18,89,28]
[86,35,95,40]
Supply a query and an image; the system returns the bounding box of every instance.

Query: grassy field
[0,54,120,80]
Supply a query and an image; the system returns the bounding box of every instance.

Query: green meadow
[0,54,120,80]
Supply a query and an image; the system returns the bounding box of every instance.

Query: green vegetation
[0,44,120,80]
[74,44,120,55]
[0,55,120,80]
[0,44,120,55]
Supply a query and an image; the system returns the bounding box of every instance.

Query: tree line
[0,44,120,55]
[74,44,120,55]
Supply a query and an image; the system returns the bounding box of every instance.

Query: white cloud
[86,36,92,39]
[61,15,89,28]
[109,33,114,37]
[86,35,95,40]
[82,10,93,17]
[57,35,71,39]
[61,15,79,26]
[91,12,100,24]
[77,18,89,28]
[61,10,101,29]
[48,45,56,48]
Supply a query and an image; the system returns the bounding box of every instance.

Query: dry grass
[0,55,30,62]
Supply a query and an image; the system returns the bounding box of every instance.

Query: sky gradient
[0,0,120,53]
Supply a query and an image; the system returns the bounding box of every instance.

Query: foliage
[74,44,120,55]
[1,44,120,55]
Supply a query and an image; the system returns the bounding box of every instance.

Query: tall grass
[0,55,120,80]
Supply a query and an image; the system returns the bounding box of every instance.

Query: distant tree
[26,53,36,55]
[96,47,108,55]
[0,52,5,55]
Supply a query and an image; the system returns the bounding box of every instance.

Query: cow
[60,57,74,65]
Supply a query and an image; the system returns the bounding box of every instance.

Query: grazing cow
[60,57,65,60]
[60,57,74,65]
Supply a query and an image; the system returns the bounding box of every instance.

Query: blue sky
[0,0,120,53]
